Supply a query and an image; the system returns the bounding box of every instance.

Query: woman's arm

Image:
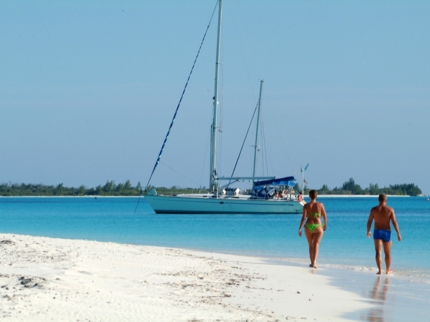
[321,203,327,231]
[298,206,307,236]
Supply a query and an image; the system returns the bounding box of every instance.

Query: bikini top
[308,212,320,218]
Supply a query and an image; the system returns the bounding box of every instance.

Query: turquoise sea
[2,196,430,321]
[0,196,429,282]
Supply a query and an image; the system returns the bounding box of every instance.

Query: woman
[298,190,327,268]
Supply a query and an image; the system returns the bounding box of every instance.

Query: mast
[252,80,263,185]
[301,163,309,195]
[301,166,304,195]
[209,0,223,191]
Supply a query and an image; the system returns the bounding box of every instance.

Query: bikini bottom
[304,223,322,233]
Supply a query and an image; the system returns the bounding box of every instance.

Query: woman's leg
[304,227,314,266]
[311,229,324,268]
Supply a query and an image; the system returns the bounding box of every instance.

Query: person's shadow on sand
[365,276,390,322]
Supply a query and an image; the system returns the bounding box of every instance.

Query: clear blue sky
[1,0,429,194]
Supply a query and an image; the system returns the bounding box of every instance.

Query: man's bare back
[367,194,401,275]
[369,204,395,230]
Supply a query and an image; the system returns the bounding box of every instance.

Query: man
[367,194,402,274]
[297,193,306,205]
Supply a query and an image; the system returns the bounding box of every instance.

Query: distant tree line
[302,178,422,196]
[0,178,422,196]
[0,181,207,196]
[0,181,143,196]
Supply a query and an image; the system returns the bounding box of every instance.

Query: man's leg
[383,241,392,274]
[373,239,383,274]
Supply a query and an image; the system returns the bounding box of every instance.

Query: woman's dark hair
[309,190,318,200]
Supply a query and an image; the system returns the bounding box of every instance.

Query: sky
[1,0,429,194]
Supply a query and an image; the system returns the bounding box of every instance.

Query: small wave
[263,256,430,283]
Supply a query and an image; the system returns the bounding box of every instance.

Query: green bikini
[304,212,323,232]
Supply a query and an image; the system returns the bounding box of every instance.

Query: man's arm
[391,210,402,241]
[366,210,374,238]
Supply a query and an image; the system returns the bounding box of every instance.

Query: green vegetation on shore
[309,178,422,196]
[0,181,141,196]
[0,178,422,196]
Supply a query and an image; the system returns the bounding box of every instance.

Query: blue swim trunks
[373,229,391,242]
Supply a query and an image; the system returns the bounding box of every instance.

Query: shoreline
[1,234,428,321]
[174,244,430,282]
[0,194,425,198]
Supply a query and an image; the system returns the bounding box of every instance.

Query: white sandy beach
[0,234,372,321]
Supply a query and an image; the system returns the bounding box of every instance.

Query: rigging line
[143,2,217,193]
[217,38,224,177]
[260,118,270,177]
[259,112,265,176]
[266,94,295,174]
[259,115,264,176]
[158,162,201,187]
[264,118,276,177]
[199,130,211,189]
[263,116,271,176]
[226,100,259,189]
[135,2,218,213]
[230,7,256,101]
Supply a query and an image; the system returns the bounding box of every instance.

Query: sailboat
[144,0,303,214]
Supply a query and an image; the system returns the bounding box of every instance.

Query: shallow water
[323,266,430,322]
[0,196,429,283]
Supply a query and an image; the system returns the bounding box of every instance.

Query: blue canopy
[253,176,296,187]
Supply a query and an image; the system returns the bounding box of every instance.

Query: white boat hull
[144,195,302,214]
